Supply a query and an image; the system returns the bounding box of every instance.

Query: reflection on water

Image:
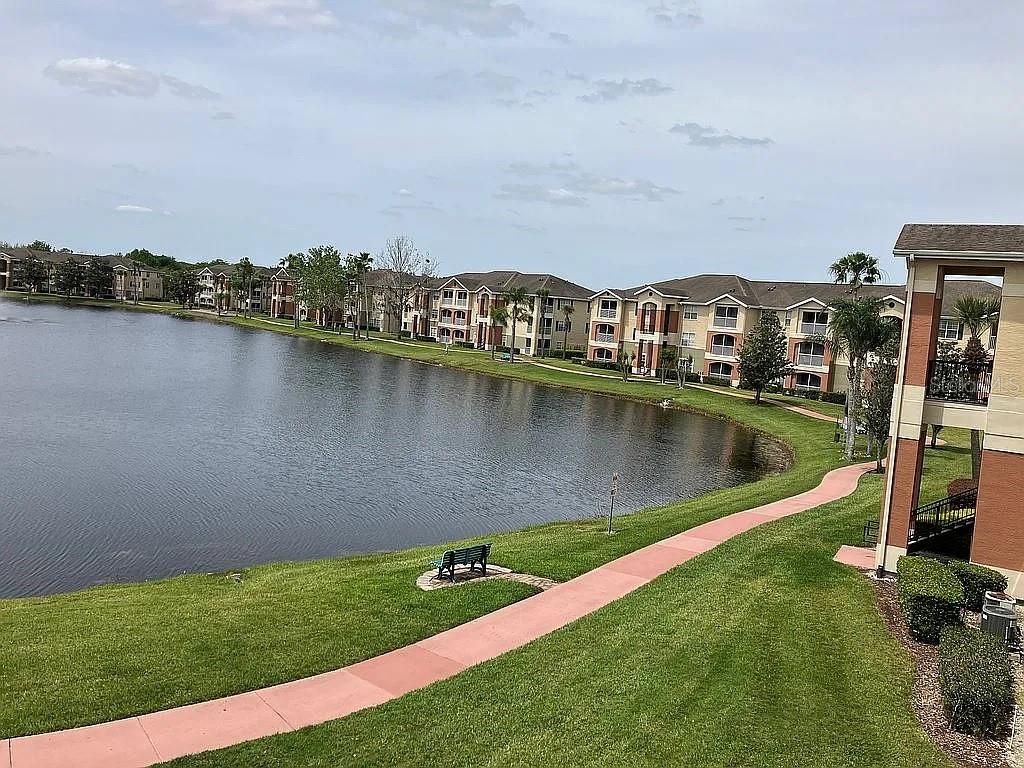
[0,298,778,597]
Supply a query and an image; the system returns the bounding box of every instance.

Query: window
[542,317,553,330]
[682,304,698,320]
[595,348,613,361]
[794,372,822,391]
[938,318,963,341]
[708,362,733,380]
[430,309,438,319]
[442,289,454,303]
[595,323,615,343]
[800,310,828,335]
[599,299,618,318]
[555,320,568,333]
[640,303,657,333]
[711,333,736,357]
[680,331,696,347]
[795,341,826,367]
[713,305,739,328]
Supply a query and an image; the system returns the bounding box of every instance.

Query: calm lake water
[0,298,779,598]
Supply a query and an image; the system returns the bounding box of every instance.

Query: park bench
[862,519,879,547]
[431,543,491,582]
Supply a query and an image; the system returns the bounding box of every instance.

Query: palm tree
[504,286,529,363]
[560,303,575,358]
[954,294,1001,479]
[534,288,550,358]
[346,252,373,339]
[829,252,883,299]
[822,297,901,460]
[488,304,508,359]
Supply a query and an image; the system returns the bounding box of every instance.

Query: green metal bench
[499,351,511,362]
[862,519,879,547]
[431,543,491,582]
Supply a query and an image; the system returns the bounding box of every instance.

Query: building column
[876,261,944,571]
[972,263,1024,595]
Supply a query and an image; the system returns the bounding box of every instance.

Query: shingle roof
[442,270,592,299]
[591,272,1000,316]
[894,224,1024,255]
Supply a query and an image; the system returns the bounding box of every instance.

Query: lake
[0,298,779,598]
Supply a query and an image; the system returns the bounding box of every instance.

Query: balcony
[908,488,977,547]
[800,323,828,336]
[595,332,615,344]
[598,307,617,319]
[710,344,736,358]
[795,354,825,368]
[926,359,994,406]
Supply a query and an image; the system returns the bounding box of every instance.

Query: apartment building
[0,246,165,300]
[587,274,998,394]
[400,271,593,355]
[196,264,272,314]
[877,223,1023,596]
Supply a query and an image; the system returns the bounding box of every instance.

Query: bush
[820,391,848,405]
[897,556,964,643]
[947,560,1008,612]
[455,341,475,349]
[939,626,1015,737]
[583,359,619,372]
[947,478,978,497]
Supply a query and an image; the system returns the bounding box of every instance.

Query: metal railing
[598,307,617,319]
[710,344,736,357]
[595,332,615,343]
[800,322,828,336]
[908,488,978,545]
[926,359,994,406]
[795,353,825,367]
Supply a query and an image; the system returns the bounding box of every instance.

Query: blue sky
[1,1,1021,289]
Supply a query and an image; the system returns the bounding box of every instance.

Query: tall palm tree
[829,252,883,300]
[954,293,1001,479]
[488,304,508,359]
[504,286,529,363]
[346,252,374,339]
[534,288,550,358]
[560,303,575,358]
[822,296,901,460]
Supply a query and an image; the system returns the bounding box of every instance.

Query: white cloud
[115,204,155,213]
[211,110,236,120]
[44,58,220,101]
[494,184,588,207]
[646,0,703,29]
[670,122,773,148]
[578,78,673,103]
[503,161,680,202]
[376,0,533,38]
[166,0,337,29]
[396,188,414,196]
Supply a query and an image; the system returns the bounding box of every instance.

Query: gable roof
[439,270,592,300]
[895,224,1024,255]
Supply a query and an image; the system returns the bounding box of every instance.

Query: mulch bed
[873,578,1010,768]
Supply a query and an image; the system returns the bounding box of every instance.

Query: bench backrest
[441,543,491,565]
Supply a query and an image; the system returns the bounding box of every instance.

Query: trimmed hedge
[897,556,964,643]
[946,478,978,498]
[939,626,1015,737]
[947,560,1008,612]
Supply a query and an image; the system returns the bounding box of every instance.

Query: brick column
[876,262,944,571]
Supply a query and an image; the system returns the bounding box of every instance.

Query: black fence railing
[926,359,993,405]
[908,488,978,545]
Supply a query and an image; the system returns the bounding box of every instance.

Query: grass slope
[165,469,960,768]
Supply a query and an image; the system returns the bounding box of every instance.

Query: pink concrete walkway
[5,462,874,768]
[834,544,877,570]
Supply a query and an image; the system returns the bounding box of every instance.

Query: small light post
[607,473,619,534]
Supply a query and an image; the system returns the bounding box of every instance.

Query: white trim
[588,288,627,301]
[629,285,688,300]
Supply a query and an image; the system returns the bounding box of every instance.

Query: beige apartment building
[1,246,165,300]
[195,264,273,314]
[587,274,998,394]
[399,271,593,355]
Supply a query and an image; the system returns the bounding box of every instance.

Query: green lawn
[165,465,962,768]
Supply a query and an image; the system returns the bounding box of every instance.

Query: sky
[1,1,1022,290]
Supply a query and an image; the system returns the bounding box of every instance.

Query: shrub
[583,359,619,372]
[939,626,1015,737]
[820,391,848,405]
[897,556,964,643]
[947,560,1008,612]
[947,478,978,498]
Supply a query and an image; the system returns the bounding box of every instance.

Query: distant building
[586,274,998,393]
[0,247,164,300]
[195,264,273,314]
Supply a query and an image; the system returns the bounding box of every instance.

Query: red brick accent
[904,291,943,388]
[972,450,1024,572]
[884,434,927,546]
[667,309,679,334]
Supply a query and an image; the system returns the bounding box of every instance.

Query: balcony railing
[908,488,977,545]
[710,345,736,357]
[926,359,994,406]
[595,332,615,343]
[712,317,738,329]
[800,323,828,336]
[598,307,617,319]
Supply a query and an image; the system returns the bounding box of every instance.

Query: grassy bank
[166,458,967,768]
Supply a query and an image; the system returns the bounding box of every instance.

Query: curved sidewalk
[5,462,874,768]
